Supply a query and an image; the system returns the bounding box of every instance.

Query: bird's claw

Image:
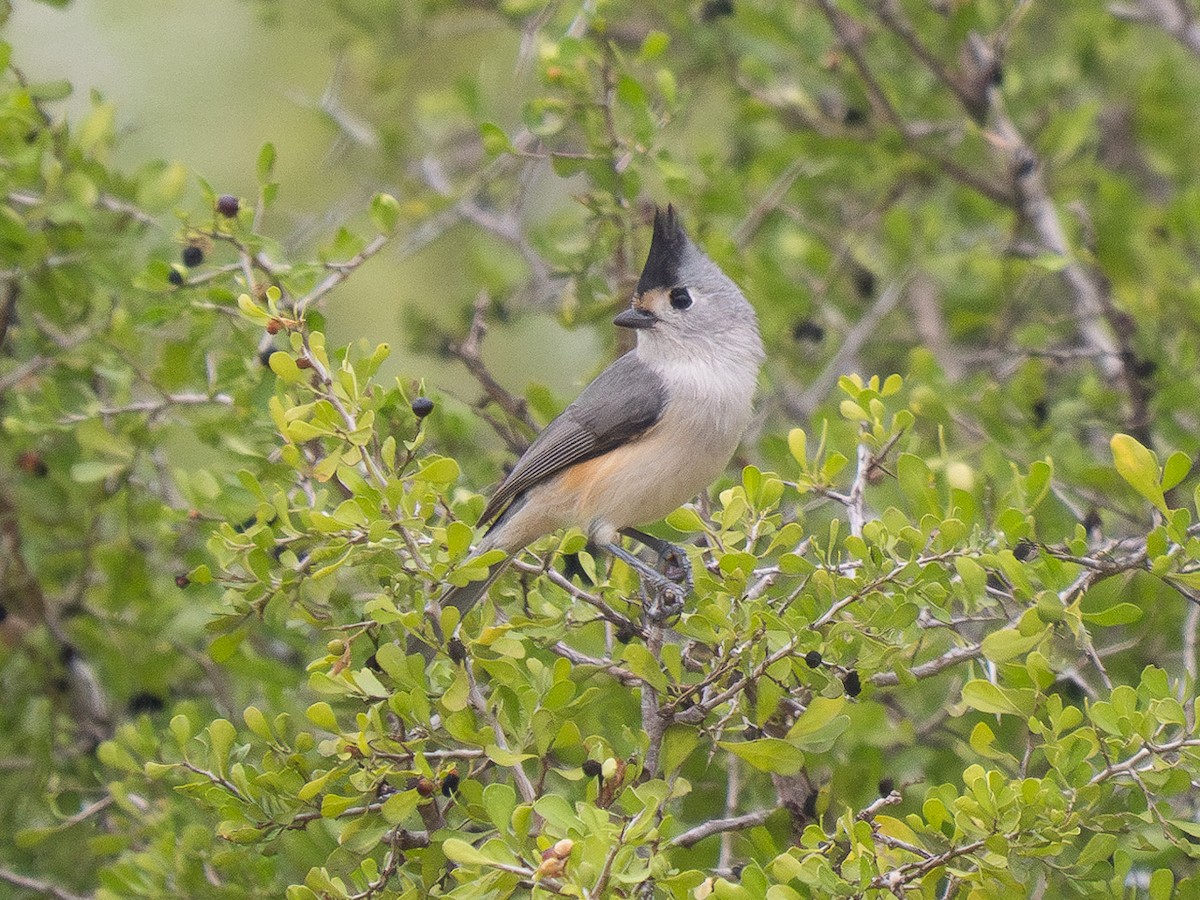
[651,581,686,623]
[659,545,692,591]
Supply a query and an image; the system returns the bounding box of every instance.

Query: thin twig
[669,809,774,848]
[0,867,89,900]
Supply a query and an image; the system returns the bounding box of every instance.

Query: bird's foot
[647,578,686,623]
[619,527,694,591]
[658,544,693,592]
[604,540,687,622]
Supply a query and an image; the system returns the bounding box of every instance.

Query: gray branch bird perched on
[425,205,764,647]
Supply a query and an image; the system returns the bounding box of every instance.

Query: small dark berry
[128,692,165,714]
[843,670,862,697]
[700,0,734,21]
[989,62,1004,86]
[582,759,603,779]
[167,269,185,287]
[615,624,637,644]
[851,267,875,299]
[216,194,240,217]
[792,320,825,343]
[730,864,745,879]
[411,397,435,418]
[0,603,7,623]
[416,777,436,797]
[1082,509,1102,534]
[1015,153,1037,178]
[175,574,190,589]
[60,644,77,664]
[181,245,204,268]
[805,650,823,668]
[1031,399,1048,426]
[878,777,895,797]
[441,772,460,797]
[1132,358,1157,379]
[447,638,467,664]
[1013,540,1037,562]
[17,451,48,477]
[266,319,283,335]
[844,107,866,126]
[296,357,313,370]
[258,349,274,367]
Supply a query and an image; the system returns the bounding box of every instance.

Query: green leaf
[257,142,277,183]
[1081,602,1143,626]
[1076,832,1118,868]
[208,719,236,768]
[446,521,474,560]
[306,702,339,732]
[666,507,706,532]
[1149,868,1174,900]
[485,744,535,767]
[478,122,512,155]
[787,428,807,465]
[961,680,1023,716]
[622,644,668,692]
[1111,433,1166,513]
[786,696,847,749]
[320,793,359,818]
[416,457,460,484]
[269,352,306,385]
[1163,450,1192,491]
[236,293,271,323]
[981,627,1046,663]
[717,738,805,775]
[370,192,400,234]
[381,790,420,825]
[954,557,987,598]
[442,837,494,867]
[243,706,272,741]
[70,460,126,483]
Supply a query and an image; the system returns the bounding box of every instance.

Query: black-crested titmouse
[432,206,764,637]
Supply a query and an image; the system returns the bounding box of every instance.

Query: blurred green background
[8,0,598,402]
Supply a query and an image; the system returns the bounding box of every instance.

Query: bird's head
[616,205,764,369]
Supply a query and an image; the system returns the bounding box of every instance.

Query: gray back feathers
[480,352,666,528]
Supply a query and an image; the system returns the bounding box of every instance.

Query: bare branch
[669,809,774,848]
[0,866,90,900]
[1110,0,1200,56]
[870,641,984,687]
[795,278,907,417]
[57,392,233,424]
[447,292,539,446]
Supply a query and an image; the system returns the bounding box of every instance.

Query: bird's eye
[669,287,693,310]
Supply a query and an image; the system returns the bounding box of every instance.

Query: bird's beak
[613,307,659,330]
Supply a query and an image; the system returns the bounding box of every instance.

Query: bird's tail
[439,555,513,620]
[408,554,512,660]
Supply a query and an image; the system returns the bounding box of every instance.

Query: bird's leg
[619,527,693,593]
[602,541,686,622]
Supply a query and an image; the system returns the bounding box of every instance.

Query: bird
[426,205,764,645]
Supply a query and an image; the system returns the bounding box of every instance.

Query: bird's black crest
[636,205,689,295]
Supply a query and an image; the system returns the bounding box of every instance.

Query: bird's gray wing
[480,351,667,527]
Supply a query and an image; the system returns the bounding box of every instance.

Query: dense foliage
[4,1,1200,897]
